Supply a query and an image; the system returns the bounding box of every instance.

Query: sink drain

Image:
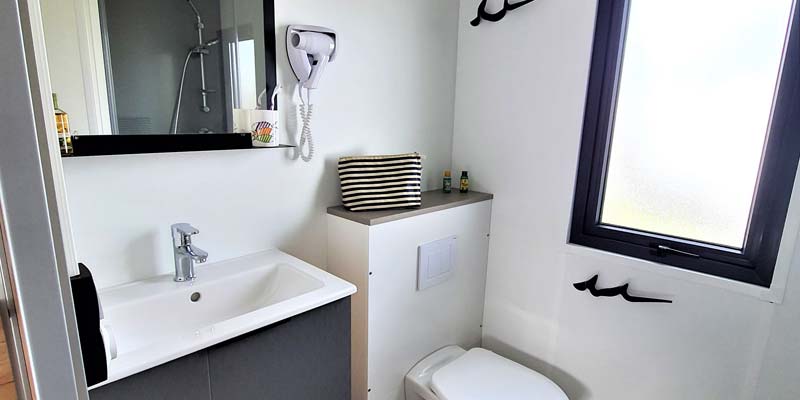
[190,292,201,302]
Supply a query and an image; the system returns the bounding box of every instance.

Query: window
[571,0,800,286]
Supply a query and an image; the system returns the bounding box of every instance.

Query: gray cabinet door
[90,298,350,400]
[208,298,351,400]
[89,351,211,400]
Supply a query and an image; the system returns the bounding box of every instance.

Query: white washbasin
[92,249,356,388]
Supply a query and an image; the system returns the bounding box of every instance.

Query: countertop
[327,190,494,226]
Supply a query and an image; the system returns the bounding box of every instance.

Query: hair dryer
[290,32,335,90]
[288,26,337,92]
[287,25,338,162]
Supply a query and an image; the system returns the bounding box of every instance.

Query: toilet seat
[431,348,568,400]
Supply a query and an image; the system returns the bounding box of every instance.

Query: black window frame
[570,0,800,287]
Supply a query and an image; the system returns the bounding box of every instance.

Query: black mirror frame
[65,0,279,158]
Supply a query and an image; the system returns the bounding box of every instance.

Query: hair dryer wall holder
[286,25,338,90]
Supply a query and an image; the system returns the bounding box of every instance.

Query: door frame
[0,0,89,398]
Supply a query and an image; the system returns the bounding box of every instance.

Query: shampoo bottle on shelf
[443,170,452,193]
[53,93,72,155]
[460,171,469,193]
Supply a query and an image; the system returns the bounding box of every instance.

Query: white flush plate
[417,236,457,291]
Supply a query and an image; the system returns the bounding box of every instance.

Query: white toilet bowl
[405,345,568,400]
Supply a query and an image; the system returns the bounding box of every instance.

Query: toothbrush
[270,85,282,111]
[257,89,268,110]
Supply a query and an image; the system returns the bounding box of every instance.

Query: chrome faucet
[171,223,208,282]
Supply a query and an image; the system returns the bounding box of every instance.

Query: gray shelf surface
[327,190,493,226]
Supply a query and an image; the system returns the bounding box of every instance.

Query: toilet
[405,346,568,400]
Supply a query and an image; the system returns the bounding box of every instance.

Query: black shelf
[63,134,294,157]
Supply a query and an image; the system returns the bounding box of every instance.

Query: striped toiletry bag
[338,153,423,211]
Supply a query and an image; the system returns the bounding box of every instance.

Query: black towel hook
[573,275,673,303]
[471,0,539,27]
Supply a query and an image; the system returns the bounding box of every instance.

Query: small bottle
[459,171,469,193]
[443,170,452,193]
[53,93,72,155]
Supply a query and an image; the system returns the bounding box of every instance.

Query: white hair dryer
[287,25,337,162]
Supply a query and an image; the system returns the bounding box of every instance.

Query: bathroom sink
[93,250,356,387]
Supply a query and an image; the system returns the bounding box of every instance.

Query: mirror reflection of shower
[171,0,219,134]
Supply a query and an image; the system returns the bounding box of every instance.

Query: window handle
[654,245,700,258]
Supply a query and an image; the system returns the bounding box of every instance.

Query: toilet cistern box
[417,236,457,291]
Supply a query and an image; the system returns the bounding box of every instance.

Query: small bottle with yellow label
[53,93,72,155]
[459,171,469,193]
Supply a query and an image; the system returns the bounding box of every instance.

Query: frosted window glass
[600,0,793,248]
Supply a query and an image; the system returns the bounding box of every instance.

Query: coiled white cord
[298,103,315,162]
[297,83,315,162]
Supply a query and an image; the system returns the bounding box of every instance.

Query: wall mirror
[41,0,278,156]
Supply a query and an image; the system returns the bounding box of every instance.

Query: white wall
[756,256,800,399]
[62,0,460,289]
[41,0,91,135]
[452,0,800,399]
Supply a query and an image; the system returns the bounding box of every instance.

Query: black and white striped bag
[338,153,423,211]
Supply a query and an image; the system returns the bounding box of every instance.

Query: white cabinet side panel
[327,215,370,400]
[367,200,492,400]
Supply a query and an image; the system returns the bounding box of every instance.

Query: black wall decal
[471,0,538,26]
[573,275,672,303]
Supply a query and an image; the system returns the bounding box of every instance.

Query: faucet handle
[171,223,199,245]
[172,223,199,235]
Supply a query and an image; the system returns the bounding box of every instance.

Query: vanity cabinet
[89,297,351,400]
